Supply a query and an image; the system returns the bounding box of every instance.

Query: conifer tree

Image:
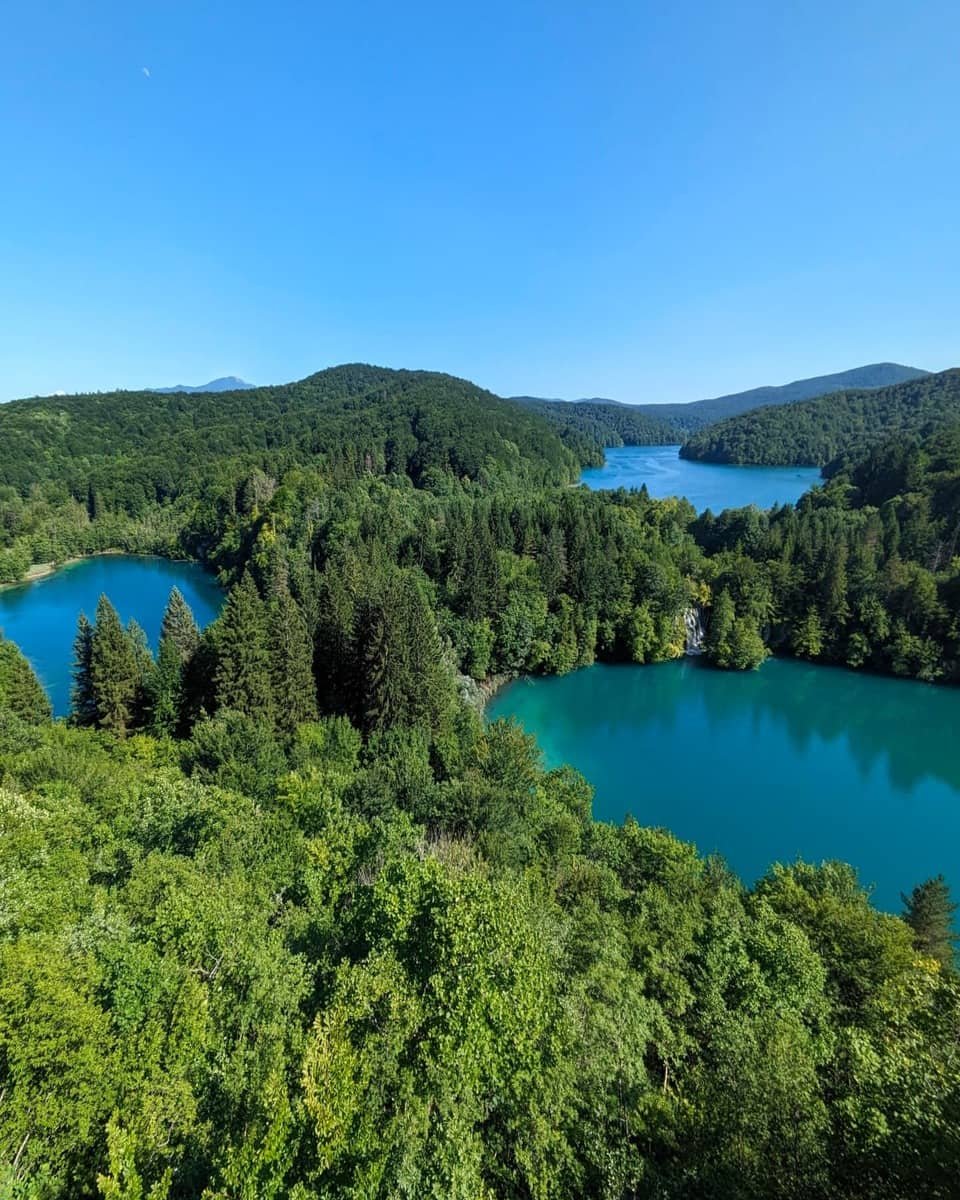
[902,875,958,969]
[214,572,274,723]
[160,587,200,663]
[269,590,318,736]
[127,619,155,730]
[90,595,139,736]
[70,612,97,727]
[359,593,405,735]
[0,637,51,723]
[150,633,184,736]
[401,573,454,730]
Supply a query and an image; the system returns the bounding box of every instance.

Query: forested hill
[515,397,679,465]
[515,362,929,457]
[0,364,579,511]
[646,361,929,431]
[680,368,960,468]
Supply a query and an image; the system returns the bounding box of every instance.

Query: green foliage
[0,638,51,724]
[90,596,141,736]
[0,359,959,1197]
[0,718,955,1198]
[681,367,960,467]
[902,875,958,969]
[214,572,275,724]
[268,590,318,736]
[70,612,97,727]
[521,363,927,463]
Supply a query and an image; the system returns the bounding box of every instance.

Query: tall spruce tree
[70,612,97,726]
[214,572,274,723]
[90,595,139,736]
[160,587,200,663]
[127,618,156,730]
[0,637,51,723]
[269,590,318,736]
[358,576,410,735]
[151,633,184,736]
[402,573,454,731]
[902,875,958,969]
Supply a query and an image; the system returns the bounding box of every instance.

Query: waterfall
[683,606,705,655]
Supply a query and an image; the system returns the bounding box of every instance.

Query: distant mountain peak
[150,376,256,394]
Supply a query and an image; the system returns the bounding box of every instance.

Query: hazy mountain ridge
[150,376,257,393]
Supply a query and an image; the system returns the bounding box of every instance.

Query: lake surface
[487,658,960,910]
[0,556,223,716]
[581,444,822,511]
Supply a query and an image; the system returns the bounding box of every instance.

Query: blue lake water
[0,556,224,716]
[487,658,960,910]
[581,444,822,511]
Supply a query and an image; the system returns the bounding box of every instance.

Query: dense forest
[519,361,928,455]
[0,365,578,516]
[514,398,679,465]
[1,365,959,1196]
[680,368,960,468]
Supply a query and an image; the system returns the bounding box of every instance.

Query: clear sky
[2,0,958,403]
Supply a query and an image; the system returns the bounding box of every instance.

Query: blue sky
[2,0,958,403]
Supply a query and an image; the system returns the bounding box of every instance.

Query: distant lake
[0,556,223,716]
[581,444,822,511]
[487,658,960,910]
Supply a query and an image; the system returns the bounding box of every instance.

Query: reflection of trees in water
[498,657,960,796]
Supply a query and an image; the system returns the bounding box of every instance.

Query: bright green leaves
[303,855,573,1199]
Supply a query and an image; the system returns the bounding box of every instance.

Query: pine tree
[359,594,405,735]
[401,573,453,730]
[269,590,318,736]
[0,637,51,723]
[160,587,200,663]
[90,595,139,736]
[902,875,958,969]
[214,573,274,723]
[149,589,201,736]
[151,633,184,736]
[127,619,155,730]
[70,612,97,726]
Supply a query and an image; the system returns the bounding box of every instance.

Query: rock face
[684,606,705,655]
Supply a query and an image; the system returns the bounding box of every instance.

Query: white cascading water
[683,606,705,655]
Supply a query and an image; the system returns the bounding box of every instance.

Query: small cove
[0,555,224,716]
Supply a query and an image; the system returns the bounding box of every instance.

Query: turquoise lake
[487,658,960,910]
[0,556,223,716]
[581,444,822,510]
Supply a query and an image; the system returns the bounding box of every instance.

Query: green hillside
[680,368,960,467]
[517,363,929,457]
[515,397,679,464]
[0,365,578,512]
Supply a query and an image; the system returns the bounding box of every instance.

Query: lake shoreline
[0,553,225,717]
[1,549,211,592]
